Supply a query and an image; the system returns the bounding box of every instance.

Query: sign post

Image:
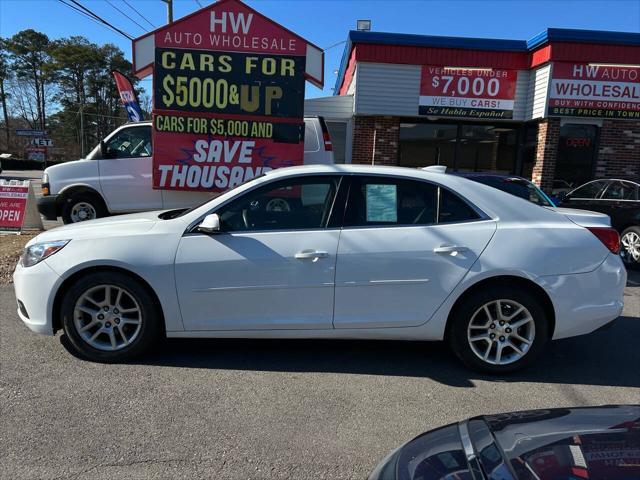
[131,0,324,193]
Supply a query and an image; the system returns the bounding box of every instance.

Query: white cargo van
[38,116,334,224]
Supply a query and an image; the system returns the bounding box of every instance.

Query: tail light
[587,227,620,254]
[318,117,333,151]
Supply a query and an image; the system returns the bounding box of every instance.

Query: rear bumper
[545,253,626,340]
[37,195,58,220]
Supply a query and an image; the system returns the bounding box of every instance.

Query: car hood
[549,206,611,228]
[28,211,163,245]
[369,405,640,480]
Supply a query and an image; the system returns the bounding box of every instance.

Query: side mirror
[100,141,116,159]
[197,213,221,234]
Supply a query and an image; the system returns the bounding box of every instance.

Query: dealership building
[305,28,640,192]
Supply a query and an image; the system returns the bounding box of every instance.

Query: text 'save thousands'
[152,47,305,191]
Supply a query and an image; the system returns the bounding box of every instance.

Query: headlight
[20,240,70,267]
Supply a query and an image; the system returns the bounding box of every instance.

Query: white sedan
[13,165,625,373]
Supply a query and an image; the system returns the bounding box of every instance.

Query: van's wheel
[60,271,162,363]
[620,226,640,269]
[61,192,107,224]
[448,286,549,374]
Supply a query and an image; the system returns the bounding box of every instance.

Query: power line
[195,0,204,8]
[104,0,148,33]
[122,0,156,29]
[58,0,126,38]
[66,0,134,40]
[323,40,347,52]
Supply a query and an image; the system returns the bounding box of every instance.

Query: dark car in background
[369,405,640,480]
[455,173,555,207]
[558,179,640,267]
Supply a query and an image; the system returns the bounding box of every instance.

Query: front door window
[103,126,152,159]
[216,176,340,231]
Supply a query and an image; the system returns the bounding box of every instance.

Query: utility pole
[161,0,173,23]
[80,104,85,158]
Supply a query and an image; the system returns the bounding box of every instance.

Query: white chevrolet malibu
[14,165,625,373]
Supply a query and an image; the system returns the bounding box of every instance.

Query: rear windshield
[470,177,553,207]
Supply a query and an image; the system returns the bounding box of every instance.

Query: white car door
[334,175,496,329]
[174,175,344,331]
[98,125,162,212]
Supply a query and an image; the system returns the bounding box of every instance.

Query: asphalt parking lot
[1,273,639,479]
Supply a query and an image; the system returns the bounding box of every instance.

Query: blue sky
[1,0,639,99]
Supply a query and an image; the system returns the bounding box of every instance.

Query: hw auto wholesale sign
[548,63,640,119]
[420,66,517,119]
[131,0,324,192]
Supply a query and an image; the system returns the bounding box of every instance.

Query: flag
[112,70,144,122]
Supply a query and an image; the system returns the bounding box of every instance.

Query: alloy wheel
[73,284,142,351]
[467,299,535,365]
[621,231,640,264]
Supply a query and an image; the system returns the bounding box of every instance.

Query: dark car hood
[480,405,640,479]
[369,405,640,480]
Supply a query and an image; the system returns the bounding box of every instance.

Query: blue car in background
[454,172,556,207]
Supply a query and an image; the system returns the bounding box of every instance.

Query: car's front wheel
[449,286,549,373]
[620,226,640,269]
[60,271,162,362]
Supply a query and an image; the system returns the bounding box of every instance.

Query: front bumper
[37,195,58,220]
[545,253,626,340]
[13,260,61,335]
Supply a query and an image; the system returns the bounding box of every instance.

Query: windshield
[470,177,554,207]
[159,173,269,219]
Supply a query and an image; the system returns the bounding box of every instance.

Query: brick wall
[351,116,400,165]
[531,118,560,191]
[595,120,640,178]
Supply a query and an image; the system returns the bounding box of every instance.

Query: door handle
[295,250,329,260]
[434,245,469,254]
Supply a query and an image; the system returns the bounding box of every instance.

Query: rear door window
[438,189,481,223]
[601,180,638,200]
[569,180,607,199]
[344,177,438,227]
[344,176,480,227]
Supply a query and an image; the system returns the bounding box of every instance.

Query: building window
[399,123,457,168]
[555,124,598,190]
[457,125,517,174]
[399,122,517,174]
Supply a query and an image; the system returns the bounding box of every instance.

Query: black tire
[61,192,108,224]
[448,286,549,374]
[620,226,640,270]
[60,271,163,363]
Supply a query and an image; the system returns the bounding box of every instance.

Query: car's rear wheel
[60,271,162,362]
[61,192,107,224]
[620,226,640,269]
[449,286,549,373]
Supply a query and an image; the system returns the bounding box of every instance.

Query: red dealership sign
[0,184,28,231]
[131,0,323,191]
[420,66,517,119]
[548,62,640,119]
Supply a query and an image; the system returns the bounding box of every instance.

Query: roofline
[334,27,640,95]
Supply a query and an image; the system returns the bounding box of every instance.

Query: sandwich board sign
[0,180,44,233]
[131,0,324,192]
